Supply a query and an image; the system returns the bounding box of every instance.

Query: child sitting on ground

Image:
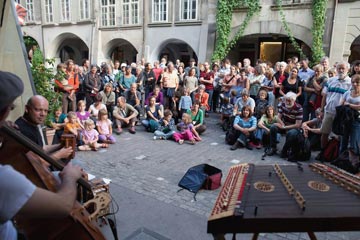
[254,89,269,120]
[96,109,116,144]
[79,119,108,151]
[49,106,67,144]
[154,109,176,140]
[220,97,233,125]
[173,113,201,145]
[76,100,90,128]
[64,111,82,143]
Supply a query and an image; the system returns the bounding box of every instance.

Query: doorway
[260,42,283,64]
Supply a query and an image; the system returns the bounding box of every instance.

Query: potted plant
[31,48,63,144]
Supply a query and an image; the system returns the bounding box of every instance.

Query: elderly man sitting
[267,92,303,158]
[113,96,139,134]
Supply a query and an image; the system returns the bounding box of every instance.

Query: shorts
[320,112,335,134]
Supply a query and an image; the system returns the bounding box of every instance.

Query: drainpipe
[142,0,146,60]
[329,0,338,60]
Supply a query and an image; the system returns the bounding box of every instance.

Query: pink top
[76,111,90,125]
[82,129,99,142]
[96,119,112,135]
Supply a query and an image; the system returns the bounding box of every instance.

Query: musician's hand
[54,147,73,160]
[59,162,83,182]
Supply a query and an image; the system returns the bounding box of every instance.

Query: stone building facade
[18,0,360,66]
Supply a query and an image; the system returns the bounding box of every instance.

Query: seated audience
[233,88,255,114]
[142,96,163,132]
[187,100,207,134]
[76,100,90,128]
[124,83,142,116]
[173,113,201,145]
[301,108,323,151]
[96,109,116,144]
[230,106,257,151]
[99,82,116,119]
[154,109,176,140]
[113,96,139,134]
[49,106,67,144]
[88,94,107,122]
[78,119,108,151]
[194,84,210,113]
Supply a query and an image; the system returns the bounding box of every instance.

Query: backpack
[178,164,222,201]
[320,138,340,162]
[331,150,359,174]
[287,129,311,162]
[225,127,240,145]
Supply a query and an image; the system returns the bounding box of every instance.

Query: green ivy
[311,0,328,64]
[31,49,62,126]
[212,0,260,62]
[275,0,306,60]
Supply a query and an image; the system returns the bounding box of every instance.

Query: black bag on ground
[225,127,240,145]
[331,150,359,174]
[178,164,222,201]
[287,129,311,162]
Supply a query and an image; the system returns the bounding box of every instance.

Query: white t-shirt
[0,165,36,240]
[89,103,107,119]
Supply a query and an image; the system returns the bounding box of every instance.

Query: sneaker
[230,141,241,151]
[315,152,322,161]
[190,139,196,145]
[153,136,157,140]
[179,139,184,145]
[245,143,253,150]
[267,148,277,156]
[129,126,136,134]
[114,128,123,135]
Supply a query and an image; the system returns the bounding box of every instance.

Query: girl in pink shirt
[96,109,116,144]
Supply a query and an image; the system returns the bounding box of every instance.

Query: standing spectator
[178,88,193,120]
[160,62,179,110]
[55,59,79,113]
[76,64,86,102]
[119,65,136,93]
[320,56,330,77]
[273,61,289,99]
[298,58,314,82]
[183,67,199,102]
[199,62,214,114]
[152,60,164,85]
[320,61,352,152]
[212,63,222,112]
[194,84,210,113]
[303,64,327,121]
[185,58,199,78]
[249,65,265,100]
[261,69,275,106]
[280,67,303,104]
[143,62,156,99]
[84,64,101,110]
[339,74,360,166]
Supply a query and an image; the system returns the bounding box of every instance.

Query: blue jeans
[154,130,175,140]
[205,89,214,112]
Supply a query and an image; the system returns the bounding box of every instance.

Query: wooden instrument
[208,163,360,239]
[0,125,106,240]
[61,133,76,160]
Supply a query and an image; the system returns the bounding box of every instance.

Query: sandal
[101,143,109,148]
[178,139,184,145]
[190,139,196,145]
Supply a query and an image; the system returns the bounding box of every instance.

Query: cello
[0,125,108,239]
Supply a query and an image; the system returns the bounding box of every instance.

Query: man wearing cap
[267,92,303,157]
[0,71,83,240]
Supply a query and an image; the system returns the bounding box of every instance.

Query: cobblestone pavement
[75,113,360,240]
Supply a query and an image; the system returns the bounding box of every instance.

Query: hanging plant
[212,0,260,62]
[275,0,307,60]
[311,0,328,63]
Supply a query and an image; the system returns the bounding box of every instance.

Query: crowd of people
[32,55,360,170]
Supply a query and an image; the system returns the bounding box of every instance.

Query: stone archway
[153,39,198,67]
[227,33,312,65]
[349,35,360,64]
[50,33,89,65]
[105,39,138,65]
